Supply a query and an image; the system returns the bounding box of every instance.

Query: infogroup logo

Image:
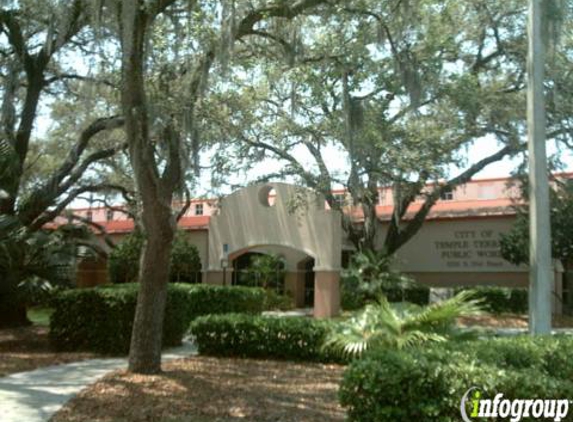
[460,387,570,422]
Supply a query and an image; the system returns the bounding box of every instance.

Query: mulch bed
[458,313,573,329]
[0,326,96,377]
[51,356,346,422]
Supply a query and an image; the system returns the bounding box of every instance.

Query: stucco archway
[206,183,342,317]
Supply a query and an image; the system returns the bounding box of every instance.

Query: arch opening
[228,244,316,308]
[207,183,341,317]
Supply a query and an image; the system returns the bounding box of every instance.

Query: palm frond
[404,290,483,332]
[324,291,485,358]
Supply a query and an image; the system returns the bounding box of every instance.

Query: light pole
[527,0,552,334]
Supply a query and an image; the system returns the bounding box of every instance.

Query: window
[440,187,454,201]
[86,210,93,222]
[106,209,114,221]
[195,203,204,216]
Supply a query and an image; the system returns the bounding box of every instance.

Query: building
[65,175,568,317]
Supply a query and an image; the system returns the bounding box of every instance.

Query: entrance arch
[206,183,342,317]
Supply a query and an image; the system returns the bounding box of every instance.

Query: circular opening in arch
[258,185,277,207]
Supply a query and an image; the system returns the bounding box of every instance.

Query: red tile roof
[50,198,518,235]
[99,216,210,234]
[340,198,517,223]
[381,198,517,220]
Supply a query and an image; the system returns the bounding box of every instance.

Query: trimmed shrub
[50,283,191,354]
[108,231,202,284]
[184,285,266,318]
[442,335,573,380]
[190,313,343,363]
[339,336,573,422]
[456,286,528,314]
[50,283,266,354]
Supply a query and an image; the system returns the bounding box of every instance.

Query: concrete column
[313,270,340,318]
[527,0,552,334]
[285,271,305,308]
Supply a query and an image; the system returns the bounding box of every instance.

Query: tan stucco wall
[208,183,342,271]
[373,217,528,275]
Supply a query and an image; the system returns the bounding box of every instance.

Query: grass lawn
[51,356,346,422]
[27,307,54,326]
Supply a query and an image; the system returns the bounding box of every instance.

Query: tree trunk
[358,181,379,252]
[128,215,174,373]
[121,0,178,374]
[0,279,30,328]
[0,299,30,328]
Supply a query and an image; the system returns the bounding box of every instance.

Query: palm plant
[0,215,102,327]
[324,290,483,357]
[341,250,416,310]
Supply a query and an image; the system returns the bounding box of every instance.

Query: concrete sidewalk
[0,341,197,422]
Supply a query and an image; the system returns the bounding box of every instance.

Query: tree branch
[384,143,522,254]
[175,187,191,222]
[239,133,317,188]
[29,183,131,231]
[44,73,117,88]
[19,116,125,227]
[77,196,137,220]
[68,213,116,251]
[236,0,335,39]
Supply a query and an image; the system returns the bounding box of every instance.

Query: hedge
[190,313,344,363]
[339,336,573,422]
[183,284,266,317]
[457,286,528,314]
[341,281,430,310]
[343,285,527,312]
[50,283,187,354]
[263,290,294,311]
[50,283,266,354]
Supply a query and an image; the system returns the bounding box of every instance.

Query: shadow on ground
[51,356,346,422]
